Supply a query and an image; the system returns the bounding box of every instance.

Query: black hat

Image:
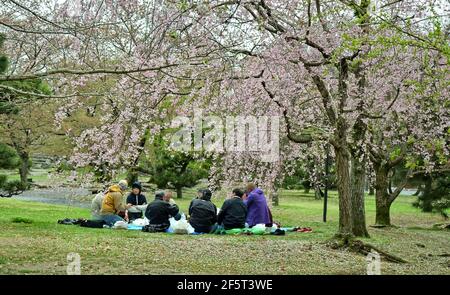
[232,188,244,198]
[132,182,142,190]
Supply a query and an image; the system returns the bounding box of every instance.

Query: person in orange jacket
[100,180,132,226]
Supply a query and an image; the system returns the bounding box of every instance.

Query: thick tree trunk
[176,187,183,199]
[374,163,409,226]
[375,201,392,226]
[374,165,392,226]
[351,156,369,237]
[334,147,353,236]
[18,151,30,188]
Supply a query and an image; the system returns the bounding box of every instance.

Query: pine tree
[413,173,450,219]
[146,137,209,199]
[0,34,23,197]
[0,143,25,197]
[0,33,17,115]
[0,33,52,190]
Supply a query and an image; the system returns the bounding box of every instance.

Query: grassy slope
[0,191,448,275]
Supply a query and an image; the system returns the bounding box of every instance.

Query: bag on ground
[113,220,128,229]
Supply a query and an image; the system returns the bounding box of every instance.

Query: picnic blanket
[58,217,312,234]
[214,225,312,235]
[214,227,270,235]
[127,224,144,230]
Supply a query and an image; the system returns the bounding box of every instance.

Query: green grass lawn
[0,191,448,275]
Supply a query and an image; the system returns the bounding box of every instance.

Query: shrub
[11,217,33,224]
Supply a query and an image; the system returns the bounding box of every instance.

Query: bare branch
[380,0,404,9]
[0,84,105,99]
[310,74,337,124]
[261,80,314,144]
[0,20,69,35]
[315,0,329,32]
[0,64,180,82]
[388,169,410,203]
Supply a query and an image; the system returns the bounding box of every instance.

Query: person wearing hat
[100,180,132,226]
[188,189,217,233]
[126,181,148,221]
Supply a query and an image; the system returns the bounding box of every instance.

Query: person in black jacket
[126,182,147,221]
[188,189,217,233]
[217,188,247,230]
[144,191,180,232]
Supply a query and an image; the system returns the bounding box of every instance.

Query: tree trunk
[351,156,369,237]
[303,181,311,194]
[375,201,392,226]
[18,151,30,188]
[421,176,433,212]
[314,188,323,199]
[334,147,353,236]
[369,186,374,195]
[374,165,392,226]
[176,187,183,199]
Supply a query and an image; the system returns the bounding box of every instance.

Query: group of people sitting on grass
[91,180,273,233]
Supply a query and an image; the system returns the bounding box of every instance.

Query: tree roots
[327,236,408,264]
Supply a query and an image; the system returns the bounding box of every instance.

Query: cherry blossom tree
[187,0,449,237]
[1,0,448,239]
[0,0,234,176]
[368,53,449,226]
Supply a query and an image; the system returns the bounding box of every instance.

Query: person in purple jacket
[243,183,272,227]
